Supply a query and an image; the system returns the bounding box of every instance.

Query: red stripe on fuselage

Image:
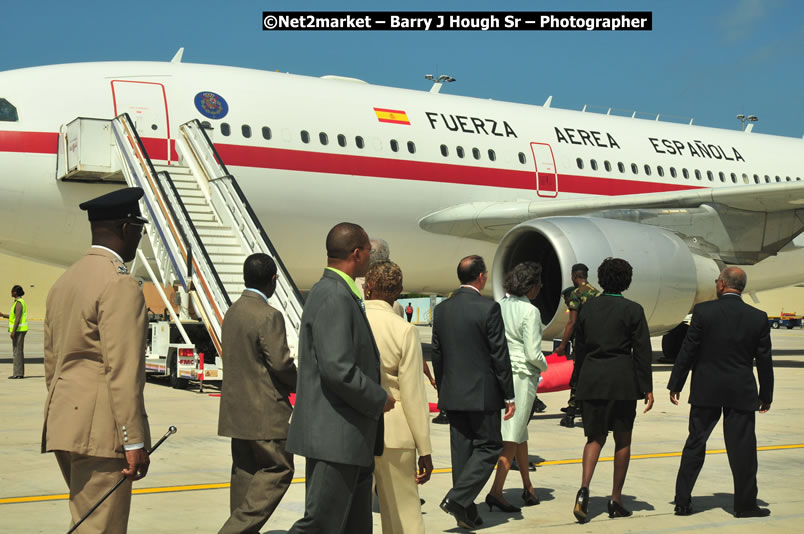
[0,131,59,154]
[0,130,704,195]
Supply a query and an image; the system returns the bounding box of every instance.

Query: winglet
[171,48,184,63]
[543,95,552,108]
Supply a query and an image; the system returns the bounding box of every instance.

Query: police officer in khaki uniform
[43,187,151,534]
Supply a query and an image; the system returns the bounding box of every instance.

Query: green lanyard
[602,293,623,297]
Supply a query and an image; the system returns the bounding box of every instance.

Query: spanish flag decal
[374,107,411,125]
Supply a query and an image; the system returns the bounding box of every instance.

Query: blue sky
[2,0,803,138]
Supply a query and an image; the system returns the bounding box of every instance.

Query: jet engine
[491,217,721,338]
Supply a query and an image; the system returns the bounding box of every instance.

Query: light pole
[736,114,758,131]
[425,74,456,94]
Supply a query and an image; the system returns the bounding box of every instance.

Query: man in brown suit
[43,187,151,534]
[218,253,298,534]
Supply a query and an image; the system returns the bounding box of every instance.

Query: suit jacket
[286,269,388,466]
[431,287,514,412]
[42,247,151,458]
[365,300,432,455]
[574,294,653,400]
[218,290,298,440]
[667,294,773,411]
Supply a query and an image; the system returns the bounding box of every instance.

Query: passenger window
[518,152,527,164]
[456,146,465,159]
[576,158,584,170]
[319,132,328,145]
[657,166,664,177]
[241,125,251,138]
[472,148,480,160]
[337,134,346,147]
[753,174,759,184]
[604,161,612,172]
[301,130,310,144]
[488,149,496,161]
[407,141,416,154]
[617,162,625,173]
[670,167,677,178]
[644,164,651,176]
[591,160,598,171]
[631,163,638,175]
[694,169,702,180]
[390,139,399,152]
[221,123,231,136]
[440,144,449,157]
[355,136,364,149]
[719,171,726,182]
[682,168,689,179]
[262,127,272,140]
[743,174,750,184]
[706,170,713,181]
[764,175,770,183]
[776,175,781,182]
[200,121,212,130]
[731,173,738,183]
[786,176,792,182]
[0,98,18,121]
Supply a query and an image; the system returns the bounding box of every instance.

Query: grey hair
[369,238,390,265]
[721,267,747,292]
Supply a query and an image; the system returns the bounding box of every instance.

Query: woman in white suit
[364,261,433,534]
[486,262,548,512]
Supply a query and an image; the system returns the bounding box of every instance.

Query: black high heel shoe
[485,494,521,513]
[573,487,589,522]
[521,488,540,506]
[607,499,632,518]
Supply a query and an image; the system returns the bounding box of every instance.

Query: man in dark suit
[668,267,774,518]
[218,253,298,534]
[287,222,395,534]
[432,255,515,529]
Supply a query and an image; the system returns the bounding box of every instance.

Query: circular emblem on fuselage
[194,91,228,119]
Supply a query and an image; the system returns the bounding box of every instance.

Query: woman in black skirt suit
[571,258,654,522]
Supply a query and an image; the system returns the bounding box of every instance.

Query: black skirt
[582,399,637,437]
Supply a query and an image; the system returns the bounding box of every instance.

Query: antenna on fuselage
[425,74,455,94]
[171,48,184,63]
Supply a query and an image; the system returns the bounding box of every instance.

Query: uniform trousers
[219,438,294,534]
[12,330,25,377]
[674,405,759,513]
[289,457,374,534]
[445,410,503,508]
[54,451,131,534]
[374,448,424,534]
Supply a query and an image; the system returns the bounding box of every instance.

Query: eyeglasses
[125,222,146,237]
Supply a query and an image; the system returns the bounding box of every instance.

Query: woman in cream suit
[364,261,433,534]
[487,262,548,512]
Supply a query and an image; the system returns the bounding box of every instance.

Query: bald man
[668,267,774,518]
[287,222,395,534]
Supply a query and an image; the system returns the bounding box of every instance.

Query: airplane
[1,56,803,346]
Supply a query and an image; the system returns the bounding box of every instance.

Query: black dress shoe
[432,411,449,424]
[674,503,693,516]
[440,497,478,529]
[467,503,483,526]
[559,414,575,428]
[485,494,521,513]
[522,488,540,506]
[8,375,22,379]
[607,499,632,518]
[573,487,589,523]
[533,397,547,413]
[736,507,771,518]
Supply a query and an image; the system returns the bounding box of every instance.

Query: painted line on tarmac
[3,443,802,505]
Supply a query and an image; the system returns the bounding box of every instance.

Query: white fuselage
[1,61,803,294]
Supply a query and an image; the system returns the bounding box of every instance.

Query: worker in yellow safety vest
[1,284,28,378]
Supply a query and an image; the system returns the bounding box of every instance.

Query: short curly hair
[503,262,542,296]
[597,257,632,293]
[365,261,403,298]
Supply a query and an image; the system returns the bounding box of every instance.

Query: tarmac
[2,321,804,533]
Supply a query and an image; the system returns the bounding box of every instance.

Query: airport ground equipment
[768,312,803,329]
[56,115,304,389]
[66,426,177,534]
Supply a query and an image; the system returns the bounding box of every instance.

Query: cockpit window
[0,99,19,121]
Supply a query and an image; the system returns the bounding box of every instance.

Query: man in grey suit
[432,255,516,529]
[218,253,298,534]
[287,222,395,534]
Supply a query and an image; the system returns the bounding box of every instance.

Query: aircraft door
[111,80,174,163]
[530,142,558,198]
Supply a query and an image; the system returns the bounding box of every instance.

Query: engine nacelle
[491,217,720,338]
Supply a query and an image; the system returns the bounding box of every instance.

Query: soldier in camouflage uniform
[556,264,601,428]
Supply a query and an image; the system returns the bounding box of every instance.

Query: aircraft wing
[419,181,804,243]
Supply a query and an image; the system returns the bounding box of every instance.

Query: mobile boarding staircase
[57,114,304,390]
